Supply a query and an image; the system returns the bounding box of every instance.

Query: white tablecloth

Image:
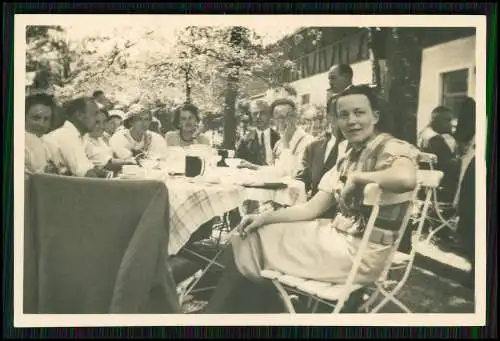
[121,168,307,255]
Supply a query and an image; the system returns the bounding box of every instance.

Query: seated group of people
[25,95,212,178]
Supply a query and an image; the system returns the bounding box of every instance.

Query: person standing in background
[326,64,354,105]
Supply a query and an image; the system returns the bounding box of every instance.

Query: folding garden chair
[417,152,458,243]
[260,170,444,314]
[359,169,444,313]
[176,214,240,306]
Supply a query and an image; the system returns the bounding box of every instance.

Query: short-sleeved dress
[232,133,419,284]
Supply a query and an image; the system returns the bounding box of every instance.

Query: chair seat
[169,256,202,284]
[261,269,363,302]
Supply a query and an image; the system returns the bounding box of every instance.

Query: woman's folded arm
[350,158,417,193]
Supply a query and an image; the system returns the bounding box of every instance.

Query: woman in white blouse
[85,110,136,172]
[24,94,58,175]
[109,104,167,161]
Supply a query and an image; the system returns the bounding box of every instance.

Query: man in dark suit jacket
[295,97,349,218]
[236,100,280,166]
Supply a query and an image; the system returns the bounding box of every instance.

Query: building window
[441,68,469,117]
[301,94,310,105]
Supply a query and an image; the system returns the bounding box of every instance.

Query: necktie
[260,132,267,165]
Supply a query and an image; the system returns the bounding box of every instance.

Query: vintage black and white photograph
[15,14,486,326]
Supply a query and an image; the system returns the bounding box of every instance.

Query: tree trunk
[367,27,382,88]
[223,64,239,150]
[222,27,246,150]
[383,27,423,145]
[185,64,192,103]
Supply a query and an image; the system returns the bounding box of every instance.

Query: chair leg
[270,279,296,313]
[370,287,412,313]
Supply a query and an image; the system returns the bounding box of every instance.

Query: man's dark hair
[337,64,353,81]
[173,102,200,129]
[64,97,92,118]
[92,90,104,98]
[454,97,476,143]
[25,93,55,115]
[431,105,452,116]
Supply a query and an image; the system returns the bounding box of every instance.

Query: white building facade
[417,35,476,134]
[245,27,476,142]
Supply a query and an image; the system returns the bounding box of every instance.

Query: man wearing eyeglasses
[239,98,315,178]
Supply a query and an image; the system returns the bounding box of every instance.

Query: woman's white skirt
[232,219,392,284]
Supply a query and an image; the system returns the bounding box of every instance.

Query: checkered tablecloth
[164,177,306,255]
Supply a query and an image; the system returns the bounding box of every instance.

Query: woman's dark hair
[454,97,476,143]
[173,102,200,129]
[25,93,56,115]
[332,84,394,134]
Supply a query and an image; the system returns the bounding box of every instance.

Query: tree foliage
[26,25,321,146]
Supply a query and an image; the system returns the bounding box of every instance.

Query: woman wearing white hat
[103,109,126,144]
[109,104,167,161]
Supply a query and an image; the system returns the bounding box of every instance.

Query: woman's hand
[236,214,266,239]
[336,173,359,216]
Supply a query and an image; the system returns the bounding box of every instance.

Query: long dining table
[117,166,308,255]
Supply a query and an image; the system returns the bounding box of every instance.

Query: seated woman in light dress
[165,103,210,148]
[205,85,419,313]
[84,110,136,174]
[109,104,167,161]
[24,94,58,175]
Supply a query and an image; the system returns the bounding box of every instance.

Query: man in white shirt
[236,101,280,166]
[43,97,106,178]
[268,98,316,177]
